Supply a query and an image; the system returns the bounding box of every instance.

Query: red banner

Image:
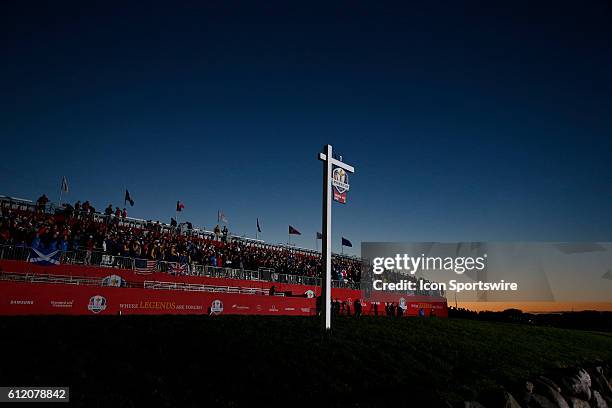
[0,260,447,317]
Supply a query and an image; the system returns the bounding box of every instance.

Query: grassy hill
[1,316,611,407]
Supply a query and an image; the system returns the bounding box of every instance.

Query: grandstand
[0,194,448,317]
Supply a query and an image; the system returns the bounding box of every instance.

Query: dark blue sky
[2,1,611,254]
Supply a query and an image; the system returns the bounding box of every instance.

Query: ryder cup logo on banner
[210,299,223,315]
[88,295,107,314]
[305,290,315,298]
[332,167,350,204]
[102,274,123,287]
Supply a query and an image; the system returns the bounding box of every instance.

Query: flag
[289,225,301,235]
[134,259,156,274]
[218,210,228,224]
[341,237,352,247]
[124,189,134,206]
[29,247,61,266]
[316,232,323,239]
[168,262,188,275]
[257,218,261,233]
[61,176,69,193]
[176,201,185,212]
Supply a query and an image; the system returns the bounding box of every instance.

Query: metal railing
[143,280,284,296]
[0,244,360,289]
[0,271,286,297]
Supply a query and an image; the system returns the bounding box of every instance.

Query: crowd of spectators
[0,195,362,283]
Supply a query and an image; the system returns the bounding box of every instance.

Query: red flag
[176,201,185,212]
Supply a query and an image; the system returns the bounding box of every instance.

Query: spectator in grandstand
[36,194,49,213]
[85,236,94,265]
[269,285,275,296]
[0,193,365,284]
[104,204,113,217]
[214,224,221,241]
[122,208,127,218]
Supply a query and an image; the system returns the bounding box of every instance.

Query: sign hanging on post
[332,166,350,204]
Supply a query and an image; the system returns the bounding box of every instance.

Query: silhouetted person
[353,299,362,318]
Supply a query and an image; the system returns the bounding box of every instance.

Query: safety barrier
[143,280,284,296]
[0,245,29,262]
[0,244,360,289]
[0,271,283,296]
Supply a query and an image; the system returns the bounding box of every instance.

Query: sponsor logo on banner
[10,299,34,305]
[210,299,223,315]
[305,290,315,298]
[332,167,349,204]
[88,295,107,314]
[51,300,74,308]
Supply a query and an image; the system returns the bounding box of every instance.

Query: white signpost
[318,144,355,330]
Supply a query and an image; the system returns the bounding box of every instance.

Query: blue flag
[29,247,61,266]
[341,237,352,247]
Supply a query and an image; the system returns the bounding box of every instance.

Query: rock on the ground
[590,390,607,408]
[535,379,570,408]
[562,368,592,402]
[531,393,559,408]
[502,391,522,408]
[588,367,612,398]
[568,397,591,408]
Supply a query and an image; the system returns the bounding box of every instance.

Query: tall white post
[322,144,333,330]
[318,144,354,331]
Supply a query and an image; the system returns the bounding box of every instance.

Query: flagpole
[58,177,63,207]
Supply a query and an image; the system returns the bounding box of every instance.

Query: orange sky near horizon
[455,301,612,313]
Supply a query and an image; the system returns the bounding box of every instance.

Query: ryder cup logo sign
[399,297,407,310]
[88,295,107,314]
[210,299,224,315]
[332,167,350,204]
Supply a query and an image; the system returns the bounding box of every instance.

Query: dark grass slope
[1,316,611,407]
